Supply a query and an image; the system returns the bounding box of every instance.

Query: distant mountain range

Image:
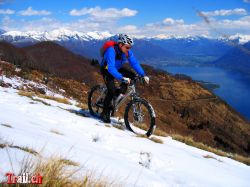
[214,41,250,76]
[1,29,250,74]
[0,29,246,61]
[0,29,5,35]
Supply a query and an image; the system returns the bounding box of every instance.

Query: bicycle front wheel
[124,98,156,137]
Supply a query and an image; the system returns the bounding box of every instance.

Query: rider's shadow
[62,107,125,126]
[59,107,93,118]
[69,109,91,117]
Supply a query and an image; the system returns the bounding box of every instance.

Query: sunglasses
[124,45,131,50]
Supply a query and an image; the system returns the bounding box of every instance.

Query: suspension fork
[131,97,144,121]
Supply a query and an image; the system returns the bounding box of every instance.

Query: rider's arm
[128,51,145,77]
[104,47,123,80]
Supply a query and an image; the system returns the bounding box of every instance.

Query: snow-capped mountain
[0,73,250,187]
[0,29,113,43]
[228,34,250,44]
[1,29,249,67]
[148,34,213,41]
[0,30,216,42]
[0,29,5,35]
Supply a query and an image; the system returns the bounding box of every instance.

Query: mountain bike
[88,76,156,137]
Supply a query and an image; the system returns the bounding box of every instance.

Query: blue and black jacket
[100,45,145,80]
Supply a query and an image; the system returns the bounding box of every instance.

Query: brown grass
[10,145,39,156]
[113,124,125,131]
[136,134,148,138]
[29,70,44,82]
[1,123,13,128]
[0,138,38,155]
[136,134,164,144]
[0,155,123,187]
[18,90,35,98]
[37,94,71,105]
[233,154,250,166]
[76,103,88,110]
[0,143,38,156]
[17,90,71,105]
[153,128,168,137]
[149,136,164,144]
[133,123,148,131]
[0,143,7,149]
[58,158,80,167]
[203,155,222,162]
[50,129,64,136]
[18,90,72,106]
[48,77,89,104]
[171,133,250,165]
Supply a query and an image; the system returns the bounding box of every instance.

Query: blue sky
[0,0,250,37]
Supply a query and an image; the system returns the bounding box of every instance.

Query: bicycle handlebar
[129,75,144,85]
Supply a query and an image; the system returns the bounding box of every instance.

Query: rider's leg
[118,67,136,94]
[100,67,117,122]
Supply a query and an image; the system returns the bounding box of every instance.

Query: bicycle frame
[113,84,139,112]
[95,76,143,114]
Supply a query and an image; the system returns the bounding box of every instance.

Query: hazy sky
[0,0,250,37]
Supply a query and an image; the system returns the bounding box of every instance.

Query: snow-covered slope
[0,75,250,187]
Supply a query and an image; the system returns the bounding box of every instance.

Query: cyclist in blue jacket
[100,34,149,123]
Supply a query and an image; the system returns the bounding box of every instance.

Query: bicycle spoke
[126,100,152,135]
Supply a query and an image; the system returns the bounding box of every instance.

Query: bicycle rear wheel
[124,98,156,137]
[88,85,106,117]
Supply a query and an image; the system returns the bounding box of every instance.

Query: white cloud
[2,9,250,39]
[1,16,61,31]
[143,20,209,38]
[208,16,250,31]
[202,8,247,17]
[116,25,139,35]
[1,15,111,33]
[19,7,51,16]
[69,6,137,20]
[0,9,15,15]
[162,18,184,25]
[243,0,250,3]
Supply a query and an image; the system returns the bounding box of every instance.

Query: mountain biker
[100,34,149,123]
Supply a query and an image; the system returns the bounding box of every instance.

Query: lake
[163,66,250,121]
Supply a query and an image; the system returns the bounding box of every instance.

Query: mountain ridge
[0,41,99,84]
[0,29,240,64]
[214,42,250,74]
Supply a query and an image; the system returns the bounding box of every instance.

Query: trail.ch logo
[2,172,43,185]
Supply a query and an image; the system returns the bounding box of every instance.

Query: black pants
[100,66,136,113]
